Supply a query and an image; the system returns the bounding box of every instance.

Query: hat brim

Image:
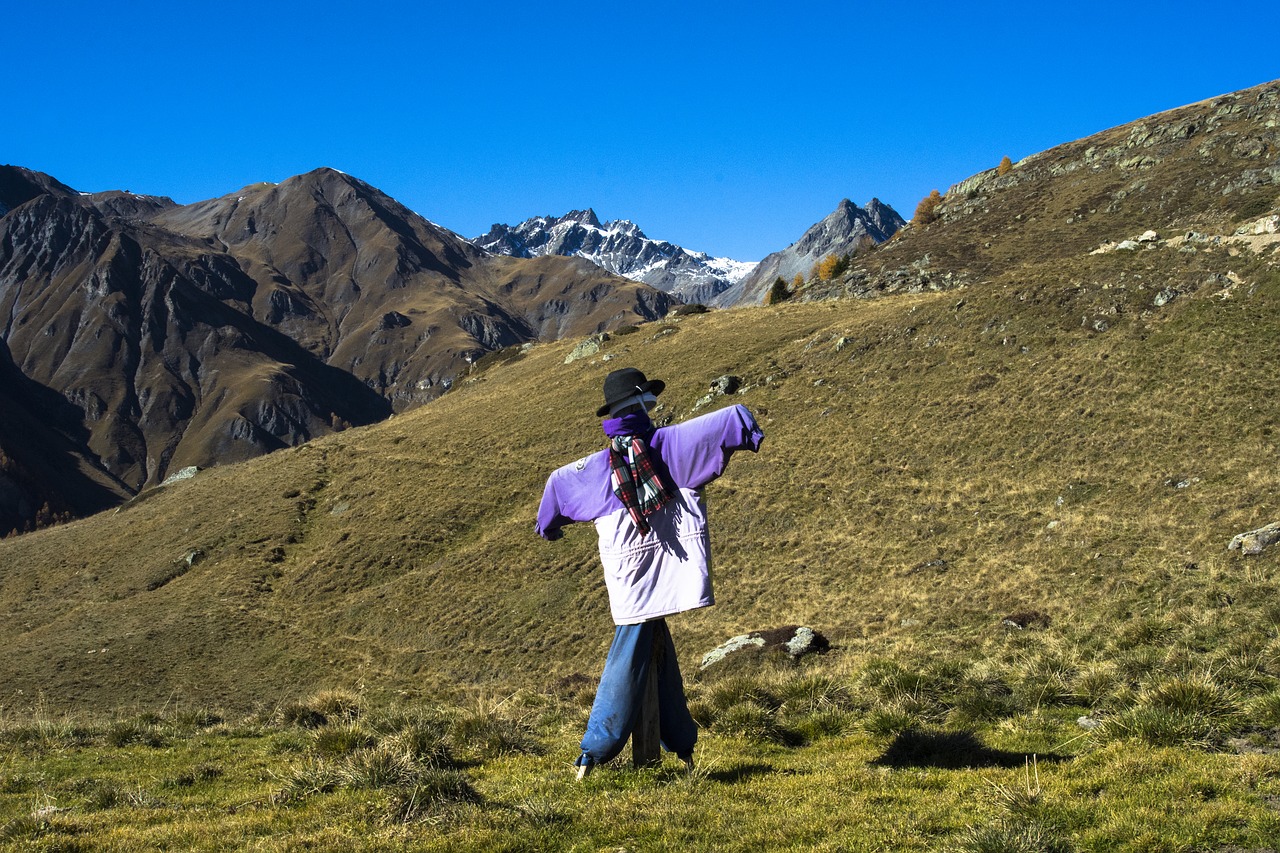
[596,379,665,417]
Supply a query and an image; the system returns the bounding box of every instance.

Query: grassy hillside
[1,231,1278,711]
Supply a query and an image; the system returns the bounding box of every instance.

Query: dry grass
[0,237,1278,715]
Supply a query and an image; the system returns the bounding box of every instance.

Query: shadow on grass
[705,762,781,784]
[870,729,1069,770]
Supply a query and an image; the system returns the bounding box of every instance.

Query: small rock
[1116,240,1140,251]
[1138,230,1160,242]
[1077,716,1101,730]
[1001,611,1051,630]
[709,375,740,395]
[1153,288,1178,307]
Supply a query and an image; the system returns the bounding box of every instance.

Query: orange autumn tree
[914,189,943,224]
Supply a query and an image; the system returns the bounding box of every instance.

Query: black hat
[597,367,665,417]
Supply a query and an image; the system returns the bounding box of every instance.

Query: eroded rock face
[0,166,673,527]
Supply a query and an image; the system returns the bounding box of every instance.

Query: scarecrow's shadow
[870,729,1069,770]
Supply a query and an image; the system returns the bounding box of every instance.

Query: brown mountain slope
[0,167,673,530]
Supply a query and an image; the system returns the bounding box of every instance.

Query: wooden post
[632,622,663,768]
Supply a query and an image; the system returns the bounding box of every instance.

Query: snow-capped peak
[471,211,757,303]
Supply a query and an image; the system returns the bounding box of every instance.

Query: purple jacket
[536,404,764,625]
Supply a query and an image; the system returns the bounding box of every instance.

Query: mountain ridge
[0,166,673,534]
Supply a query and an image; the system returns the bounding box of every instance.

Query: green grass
[3,661,1280,851]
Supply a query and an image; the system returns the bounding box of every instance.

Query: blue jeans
[578,618,697,766]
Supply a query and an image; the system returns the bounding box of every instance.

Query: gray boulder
[701,625,830,670]
[564,333,609,364]
[1228,522,1280,555]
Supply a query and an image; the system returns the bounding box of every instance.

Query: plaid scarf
[606,424,672,536]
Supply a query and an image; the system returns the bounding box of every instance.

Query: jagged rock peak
[564,208,602,228]
[712,197,906,306]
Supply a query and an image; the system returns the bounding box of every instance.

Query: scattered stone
[700,625,829,670]
[709,375,740,396]
[1001,611,1051,630]
[330,501,351,516]
[1077,716,1101,730]
[564,333,609,364]
[907,558,949,575]
[701,634,764,669]
[1236,214,1280,236]
[1116,240,1140,251]
[1228,522,1280,556]
[1153,288,1179,307]
[1138,229,1160,242]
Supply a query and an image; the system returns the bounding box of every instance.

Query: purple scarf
[603,412,671,535]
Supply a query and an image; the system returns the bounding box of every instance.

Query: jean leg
[579,622,652,765]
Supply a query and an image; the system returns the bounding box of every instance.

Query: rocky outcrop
[1228,522,1280,556]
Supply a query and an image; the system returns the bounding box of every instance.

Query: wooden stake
[632,622,663,768]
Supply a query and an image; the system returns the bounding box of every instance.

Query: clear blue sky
[6,2,1277,261]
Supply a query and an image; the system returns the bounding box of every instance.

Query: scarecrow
[536,367,764,779]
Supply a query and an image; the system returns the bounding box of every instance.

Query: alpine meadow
[2,80,1280,851]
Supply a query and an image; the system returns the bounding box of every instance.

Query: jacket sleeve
[534,451,616,540]
[654,404,764,490]
[535,473,571,541]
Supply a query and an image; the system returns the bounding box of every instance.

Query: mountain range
[472,200,907,308]
[0,167,673,535]
[0,162,909,538]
